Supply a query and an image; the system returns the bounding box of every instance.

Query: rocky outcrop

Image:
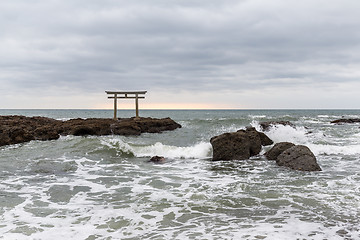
[0,116,61,146]
[265,142,321,171]
[148,156,166,163]
[210,127,273,161]
[276,145,321,171]
[330,118,360,124]
[259,121,295,131]
[0,115,182,147]
[258,131,274,146]
[209,124,321,171]
[265,142,295,160]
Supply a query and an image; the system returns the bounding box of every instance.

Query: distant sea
[1,109,360,239]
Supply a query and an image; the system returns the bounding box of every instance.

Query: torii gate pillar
[105,91,147,119]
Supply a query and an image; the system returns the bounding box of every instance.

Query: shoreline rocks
[265,142,321,171]
[264,142,295,160]
[276,145,321,171]
[210,128,321,171]
[210,127,273,161]
[0,115,182,147]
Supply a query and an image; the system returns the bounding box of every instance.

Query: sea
[0,109,359,240]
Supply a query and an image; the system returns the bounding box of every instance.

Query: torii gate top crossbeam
[106,91,147,119]
[105,91,147,95]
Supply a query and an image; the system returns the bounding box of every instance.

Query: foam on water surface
[100,138,212,159]
[1,152,359,239]
[1,109,360,239]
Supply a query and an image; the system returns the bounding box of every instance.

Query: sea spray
[101,137,212,159]
[1,109,360,239]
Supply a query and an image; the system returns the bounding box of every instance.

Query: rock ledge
[210,127,273,161]
[0,115,182,147]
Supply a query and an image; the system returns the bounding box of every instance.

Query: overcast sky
[1,0,360,109]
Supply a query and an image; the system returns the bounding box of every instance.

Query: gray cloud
[1,0,360,108]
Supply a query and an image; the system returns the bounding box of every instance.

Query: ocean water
[0,109,360,240]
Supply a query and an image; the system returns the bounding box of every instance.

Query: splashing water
[1,109,360,239]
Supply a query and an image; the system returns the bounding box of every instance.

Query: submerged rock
[210,127,273,161]
[265,142,296,160]
[259,121,295,131]
[148,156,166,163]
[276,145,321,171]
[330,118,360,124]
[0,115,182,147]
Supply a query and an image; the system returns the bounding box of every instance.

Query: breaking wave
[100,138,212,159]
[252,120,360,156]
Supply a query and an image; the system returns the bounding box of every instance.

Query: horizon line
[1,108,360,111]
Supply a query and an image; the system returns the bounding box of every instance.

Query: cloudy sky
[1,0,360,109]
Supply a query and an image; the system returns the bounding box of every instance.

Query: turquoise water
[0,109,360,239]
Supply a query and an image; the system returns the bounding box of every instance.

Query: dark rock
[133,117,182,133]
[239,127,262,156]
[210,127,273,161]
[330,118,360,124]
[34,126,60,140]
[260,121,295,131]
[276,145,321,171]
[258,132,274,146]
[71,126,98,136]
[0,115,181,147]
[149,156,166,163]
[243,127,273,145]
[265,142,295,160]
[61,118,113,136]
[211,132,251,160]
[0,116,61,145]
[8,126,33,144]
[111,122,142,136]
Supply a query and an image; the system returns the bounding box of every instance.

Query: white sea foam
[309,143,360,156]
[100,138,134,155]
[249,115,267,119]
[101,138,212,159]
[251,120,310,145]
[56,118,71,121]
[2,110,360,239]
[267,125,309,145]
[132,142,212,159]
[230,213,350,240]
[1,151,359,240]
[251,120,360,156]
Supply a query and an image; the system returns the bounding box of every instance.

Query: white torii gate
[105,91,147,119]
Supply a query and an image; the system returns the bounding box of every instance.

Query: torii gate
[105,91,147,119]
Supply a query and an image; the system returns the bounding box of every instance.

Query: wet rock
[211,132,251,160]
[0,115,182,147]
[238,127,262,156]
[210,127,273,161]
[330,118,360,124]
[148,156,166,163]
[61,118,113,136]
[265,142,296,160]
[133,117,182,133]
[0,116,60,146]
[258,131,274,146]
[34,126,60,140]
[71,126,98,136]
[110,122,142,136]
[259,121,295,131]
[276,145,321,171]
